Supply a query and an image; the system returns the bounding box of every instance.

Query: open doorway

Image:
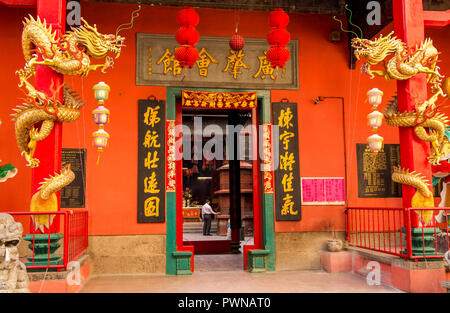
[175,95,262,271]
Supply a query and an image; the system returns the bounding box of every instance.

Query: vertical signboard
[60,148,86,208]
[356,143,402,198]
[138,98,166,223]
[273,101,301,221]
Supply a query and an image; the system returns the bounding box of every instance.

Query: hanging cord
[332,4,363,39]
[115,1,142,38]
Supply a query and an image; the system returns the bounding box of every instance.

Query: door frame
[165,87,275,274]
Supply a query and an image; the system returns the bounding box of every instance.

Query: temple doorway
[173,89,265,272]
[181,109,255,271]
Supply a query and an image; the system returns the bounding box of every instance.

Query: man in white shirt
[202,199,218,236]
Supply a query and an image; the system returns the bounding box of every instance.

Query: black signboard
[138,98,166,223]
[273,102,301,221]
[60,148,86,208]
[357,143,402,198]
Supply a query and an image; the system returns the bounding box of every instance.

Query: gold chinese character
[279,131,295,150]
[253,50,275,80]
[143,106,161,127]
[223,50,250,79]
[145,151,160,169]
[196,48,219,77]
[280,151,295,171]
[156,48,182,76]
[143,130,161,148]
[281,193,297,216]
[148,47,152,75]
[281,172,294,192]
[278,108,293,129]
[144,196,160,217]
[144,172,160,194]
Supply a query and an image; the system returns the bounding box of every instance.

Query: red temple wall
[0,2,449,236]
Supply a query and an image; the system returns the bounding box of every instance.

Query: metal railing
[6,209,88,271]
[346,207,450,260]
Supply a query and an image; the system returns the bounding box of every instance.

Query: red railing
[6,209,88,271]
[346,207,450,260]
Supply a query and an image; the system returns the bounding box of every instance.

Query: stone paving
[80,269,402,293]
[80,233,401,293]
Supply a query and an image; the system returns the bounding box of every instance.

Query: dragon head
[351,32,403,64]
[351,37,372,60]
[72,18,125,60]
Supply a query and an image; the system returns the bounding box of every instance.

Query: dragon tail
[392,167,435,226]
[30,164,75,233]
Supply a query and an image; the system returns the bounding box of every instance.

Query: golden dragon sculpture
[30,163,75,233]
[351,32,444,94]
[354,32,450,223]
[10,13,131,233]
[14,16,125,167]
[392,167,435,226]
[22,15,124,77]
[384,94,450,166]
[12,70,84,168]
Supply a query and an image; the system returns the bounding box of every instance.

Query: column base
[24,233,63,272]
[172,251,192,275]
[248,250,270,273]
[402,227,444,258]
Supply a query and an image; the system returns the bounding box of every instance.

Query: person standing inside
[202,199,218,236]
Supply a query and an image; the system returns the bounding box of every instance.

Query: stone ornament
[0,214,29,293]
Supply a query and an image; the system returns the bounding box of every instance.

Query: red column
[31,0,66,233]
[393,0,430,226]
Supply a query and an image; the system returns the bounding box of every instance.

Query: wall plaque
[136,33,299,90]
[357,143,402,198]
[138,98,166,223]
[273,102,301,221]
[60,148,86,208]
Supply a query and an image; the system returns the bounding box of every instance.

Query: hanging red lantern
[268,8,289,28]
[266,8,291,70]
[175,7,200,69]
[175,45,199,68]
[266,46,290,69]
[176,7,199,27]
[267,28,290,46]
[175,26,200,46]
[229,33,245,51]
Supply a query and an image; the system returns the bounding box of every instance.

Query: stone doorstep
[347,246,446,270]
[27,254,89,281]
[341,247,448,292]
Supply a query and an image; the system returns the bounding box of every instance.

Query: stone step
[183,222,218,233]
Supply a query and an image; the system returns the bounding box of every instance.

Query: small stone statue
[0,214,29,293]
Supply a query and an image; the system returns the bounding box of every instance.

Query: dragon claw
[26,158,40,168]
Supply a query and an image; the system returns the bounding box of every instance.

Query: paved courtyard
[80,258,401,293]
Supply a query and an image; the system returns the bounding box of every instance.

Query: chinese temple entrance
[175,90,262,271]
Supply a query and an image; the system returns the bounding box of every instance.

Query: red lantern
[229,34,245,51]
[267,28,290,46]
[175,45,199,68]
[175,7,200,69]
[268,8,289,28]
[266,8,291,70]
[266,46,290,69]
[177,7,199,27]
[175,26,200,45]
